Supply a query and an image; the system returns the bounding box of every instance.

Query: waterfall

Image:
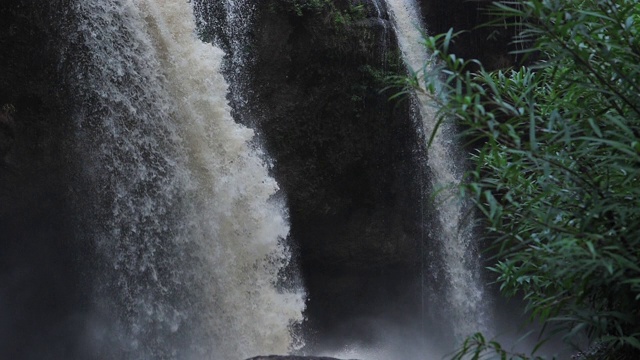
[384,0,491,339]
[64,0,304,358]
[370,0,391,69]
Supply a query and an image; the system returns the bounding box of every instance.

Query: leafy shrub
[404,0,640,358]
[270,0,367,26]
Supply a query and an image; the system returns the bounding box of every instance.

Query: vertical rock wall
[0,2,91,359]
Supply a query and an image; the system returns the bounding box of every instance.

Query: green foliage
[331,3,366,26]
[360,49,404,86]
[1,103,16,115]
[268,0,331,17]
[270,0,366,26]
[405,0,640,358]
[450,333,545,360]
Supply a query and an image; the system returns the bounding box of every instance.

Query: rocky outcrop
[250,0,425,268]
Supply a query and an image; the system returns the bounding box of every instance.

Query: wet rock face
[216,0,429,351]
[239,0,515,278]
[251,0,424,269]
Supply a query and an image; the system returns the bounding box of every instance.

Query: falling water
[64,0,304,358]
[370,0,391,69]
[371,0,384,16]
[370,0,388,29]
[384,0,490,339]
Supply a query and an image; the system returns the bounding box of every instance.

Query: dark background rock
[245,0,430,352]
[0,2,90,359]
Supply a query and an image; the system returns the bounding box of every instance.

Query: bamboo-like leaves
[410,0,640,358]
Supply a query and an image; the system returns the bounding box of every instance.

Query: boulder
[248,356,358,360]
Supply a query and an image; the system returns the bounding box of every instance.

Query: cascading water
[64,0,304,358]
[370,0,390,39]
[384,0,491,339]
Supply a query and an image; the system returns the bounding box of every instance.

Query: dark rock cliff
[250,1,426,272]
[0,1,90,359]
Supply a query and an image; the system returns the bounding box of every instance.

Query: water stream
[384,0,491,339]
[65,0,304,358]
